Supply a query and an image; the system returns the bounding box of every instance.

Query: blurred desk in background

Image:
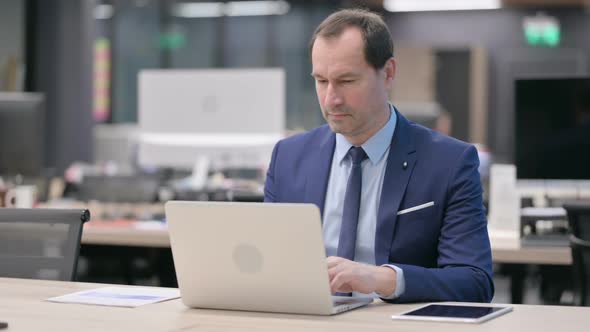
[82,219,169,247]
[490,233,571,265]
[43,200,575,300]
[81,223,575,264]
[490,231,572,304]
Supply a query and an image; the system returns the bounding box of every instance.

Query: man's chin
[327,122,348,135]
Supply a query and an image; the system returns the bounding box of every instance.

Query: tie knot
[348,146,367,166]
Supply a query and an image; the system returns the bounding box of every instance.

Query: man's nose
[324,83,343,109]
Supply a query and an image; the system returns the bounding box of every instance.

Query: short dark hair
[309,8,394,70]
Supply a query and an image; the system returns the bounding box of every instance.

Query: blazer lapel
[304,128,336,218]
[375,111,417,265]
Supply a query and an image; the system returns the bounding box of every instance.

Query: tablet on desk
[391,303,513,324]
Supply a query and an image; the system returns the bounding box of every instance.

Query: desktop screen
[515,78,590,180]
[0,93,45,176]
[137,69,285,170]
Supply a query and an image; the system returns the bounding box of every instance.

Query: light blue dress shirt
[322,105,405,299]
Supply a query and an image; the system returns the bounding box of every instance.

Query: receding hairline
[308,9,394,70]
[310,26,386,75]
[311,25,365,53]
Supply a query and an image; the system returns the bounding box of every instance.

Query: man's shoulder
[276,125,333,149]
[408,120,472,153]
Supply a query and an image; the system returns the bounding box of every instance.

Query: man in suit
[264,8,494,303]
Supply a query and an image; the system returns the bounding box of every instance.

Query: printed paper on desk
[133,220,168,230]
[47,286,180,308]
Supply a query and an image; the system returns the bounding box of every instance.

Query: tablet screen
[403,304,506,319]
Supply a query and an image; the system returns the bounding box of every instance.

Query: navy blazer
[264,110,494,303]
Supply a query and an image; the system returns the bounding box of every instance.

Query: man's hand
[327,256,397,296]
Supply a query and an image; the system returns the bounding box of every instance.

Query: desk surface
[491,244,571,265]
[1,277,590,332]
[82,219,170,248]
[81,221,573,265]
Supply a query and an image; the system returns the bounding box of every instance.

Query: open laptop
[165,201,373,315]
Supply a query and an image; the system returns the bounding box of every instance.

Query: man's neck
[344,105,391,146]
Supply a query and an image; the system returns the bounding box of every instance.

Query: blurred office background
[2,0,589,171]
[1,0,590,305]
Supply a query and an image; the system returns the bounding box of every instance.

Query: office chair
[564,202,590,306]
[0,208,90,281]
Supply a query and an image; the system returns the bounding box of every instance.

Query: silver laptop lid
[165,201,337,315]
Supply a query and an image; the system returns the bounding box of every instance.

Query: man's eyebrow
[310,72,359,79]
[336,73,359,79]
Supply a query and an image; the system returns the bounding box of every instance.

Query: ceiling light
[94,4,114,20]
[384,0,500,12]
[225,1,290,17]
[172,3,225,18]
[172,1,290,18]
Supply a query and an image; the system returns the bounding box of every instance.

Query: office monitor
[137,69,285,171]
[0,93,45,176]
[515,77,590,180]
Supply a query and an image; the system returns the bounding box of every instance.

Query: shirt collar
[334,104,397,165]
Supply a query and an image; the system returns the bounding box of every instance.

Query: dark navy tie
[337,146,367,261]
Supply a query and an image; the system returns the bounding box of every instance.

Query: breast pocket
[393,201,438,261]
[395,201,437,234]
[397,201,435,218]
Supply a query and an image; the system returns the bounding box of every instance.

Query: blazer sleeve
[263,141,280,202]
[384,145,495,303]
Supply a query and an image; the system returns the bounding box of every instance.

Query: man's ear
[384,57,396,87]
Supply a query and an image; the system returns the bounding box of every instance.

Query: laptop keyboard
[333,298,360,305]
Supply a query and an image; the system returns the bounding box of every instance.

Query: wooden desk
[81,223,573,302]
[46,198,572,265]
[82,222,573,265]
[82,220,170,248]
[492,244,571,265]
[489,231,572,265]
[1,277,589,331]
